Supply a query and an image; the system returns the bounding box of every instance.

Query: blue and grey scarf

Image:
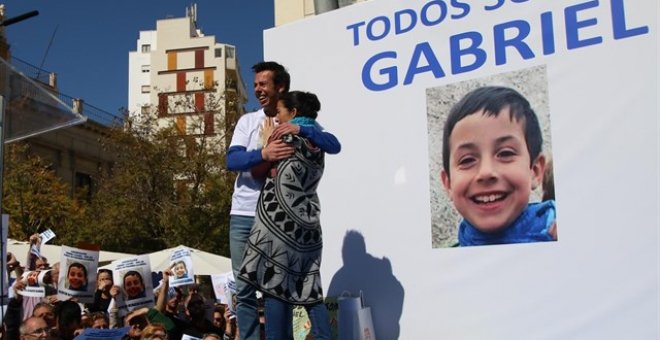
[458,200,556,246]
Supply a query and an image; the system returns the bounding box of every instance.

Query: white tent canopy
[5,238,131,265]
[98,245,232,276]
[6,240,232,276]
[145,245,232,276]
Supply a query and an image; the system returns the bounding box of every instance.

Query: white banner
[265,0,658,338]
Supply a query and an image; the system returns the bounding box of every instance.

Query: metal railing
[10,56,51,85]
[58,92,122,127]
[10,56,123,127]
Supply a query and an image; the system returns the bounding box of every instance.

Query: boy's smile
[441,108,545,233]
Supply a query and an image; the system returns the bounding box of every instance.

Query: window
[215,48,222,58]
[75,172,93,202]
[141,44,151,53]
[141,85,150,93]
[226,46,234,58]
[141,65,150,73]
[158,94,168,116]
[141,105,150,114]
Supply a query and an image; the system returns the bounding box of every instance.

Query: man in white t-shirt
[226,62,340,339]
[226,61,293,340]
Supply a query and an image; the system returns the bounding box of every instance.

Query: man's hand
[261,139,294,162]
[270,123,301,141]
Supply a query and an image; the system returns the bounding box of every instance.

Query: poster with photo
[18,270,45,297]
[210,272,233,305]
[58,246,98,303]
[427,66,556,248]
[17,269,56,298]
[168,246,194,287]
[224,271,237,316]
[111,255,154,311]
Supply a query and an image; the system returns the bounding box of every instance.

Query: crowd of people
[1,60,341,340]
[2,239,241,340]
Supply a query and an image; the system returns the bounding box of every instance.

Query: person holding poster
[440,86,557,246]
[239,91,333,339]
[88,269,113,313]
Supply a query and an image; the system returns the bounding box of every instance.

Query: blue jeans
[230,215,260,340]
[264,297,330,340]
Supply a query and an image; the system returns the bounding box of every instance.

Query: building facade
[274,0,369,26]
[128,5,246,149]
[0,5,117,197]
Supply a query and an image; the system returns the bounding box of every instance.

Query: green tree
[2,143,84,241]
[80,87,236,256]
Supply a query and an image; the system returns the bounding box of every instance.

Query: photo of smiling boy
[66,262,88,291]
[440,86,557,246]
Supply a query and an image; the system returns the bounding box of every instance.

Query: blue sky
[2,1,274,116]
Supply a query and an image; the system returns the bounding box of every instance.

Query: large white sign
[265,0,657,338]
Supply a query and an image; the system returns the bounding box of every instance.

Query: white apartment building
[274,0,368,26]
[128,5,246,148]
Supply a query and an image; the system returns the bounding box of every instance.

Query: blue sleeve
[299,125,341,154]
[226,145,264,171]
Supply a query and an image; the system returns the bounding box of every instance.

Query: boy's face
[441,108,545,233]
[68,266,86,289]
[174,263,186,277]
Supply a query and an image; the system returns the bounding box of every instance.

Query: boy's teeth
[475,194,502,203]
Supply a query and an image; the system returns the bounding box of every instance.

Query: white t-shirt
[229,109,268,216]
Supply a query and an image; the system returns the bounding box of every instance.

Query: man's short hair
[252,61,290,93]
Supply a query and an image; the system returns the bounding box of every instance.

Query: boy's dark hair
[252,61,290,93]
[68,262,88,278]
[442,86,543,177]
[279,91,321,119]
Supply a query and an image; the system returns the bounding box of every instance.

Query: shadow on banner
[0,57,85,144]
[328,230,405,340]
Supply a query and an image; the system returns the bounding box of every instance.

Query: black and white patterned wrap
[239,135,326,305]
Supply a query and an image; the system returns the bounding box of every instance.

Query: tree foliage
[2,143,84,241]
[2,86,237,258]
[80,91,236,256]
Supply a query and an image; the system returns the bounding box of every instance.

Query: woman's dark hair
[279,91,321,119]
